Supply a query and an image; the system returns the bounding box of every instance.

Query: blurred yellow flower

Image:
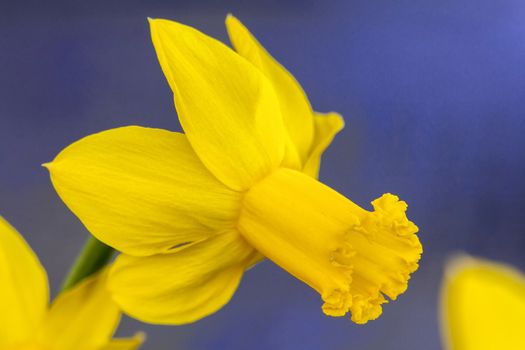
[441,256,525,350]
[0,216,143,350]
[45,16,421,325]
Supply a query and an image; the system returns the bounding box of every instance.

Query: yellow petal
[149,18,285,191]
[45,126,240,256]
[441,256,525,350]
[239,169,421,324]
[226,15,314,164]
[303,112,345,178]
[0,216,48,346]
[101,333,145,350]
[37,269,120,350]
[108,231,258,325]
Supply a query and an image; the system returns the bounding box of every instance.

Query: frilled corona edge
[239,168,422,324]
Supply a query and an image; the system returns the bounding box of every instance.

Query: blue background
[1,1,525,349]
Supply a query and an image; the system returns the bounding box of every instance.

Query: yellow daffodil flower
[44,15,422,325]
[0,216,143,350]
[441,256,525,349]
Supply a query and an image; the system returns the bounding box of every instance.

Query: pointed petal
[150,18,285,191]
[46,126,241,256]
[0,216,48,346]
[303,112,345,178]
[37,269,121,350]
[101,333,145,350]
[441,256,525,350]
[108,231,258,325]
[226,15,314,163]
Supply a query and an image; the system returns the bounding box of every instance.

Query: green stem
[60,236,114,292]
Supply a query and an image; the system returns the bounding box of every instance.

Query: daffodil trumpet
[0,216,143,350]
[45,15,422,325]
[240,169,420,322]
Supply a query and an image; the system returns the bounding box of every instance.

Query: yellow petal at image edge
[441,256,525,350]
[108,231,259,325]
[0,216,48,346]
[149,18,286,191]
[45,126,241,257]
[37,269,121,350]
[225,14,314,164]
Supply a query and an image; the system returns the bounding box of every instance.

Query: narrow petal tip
[148,17,165,29]
[41,162,52,169]
[225,13,244,34]
[132,331,147,343]
[225,13,237,23]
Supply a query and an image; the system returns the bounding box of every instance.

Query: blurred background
[1,0,525,349]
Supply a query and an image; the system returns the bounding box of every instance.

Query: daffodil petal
[0,216,48,346]
[108,231,258,325]
[101,333,145,350]
[226,15,314,164]
[150,18,285,191]
[441,256,525,350]
[46,126,241,256]
[303,112,345,178]
[37,269,120,350]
